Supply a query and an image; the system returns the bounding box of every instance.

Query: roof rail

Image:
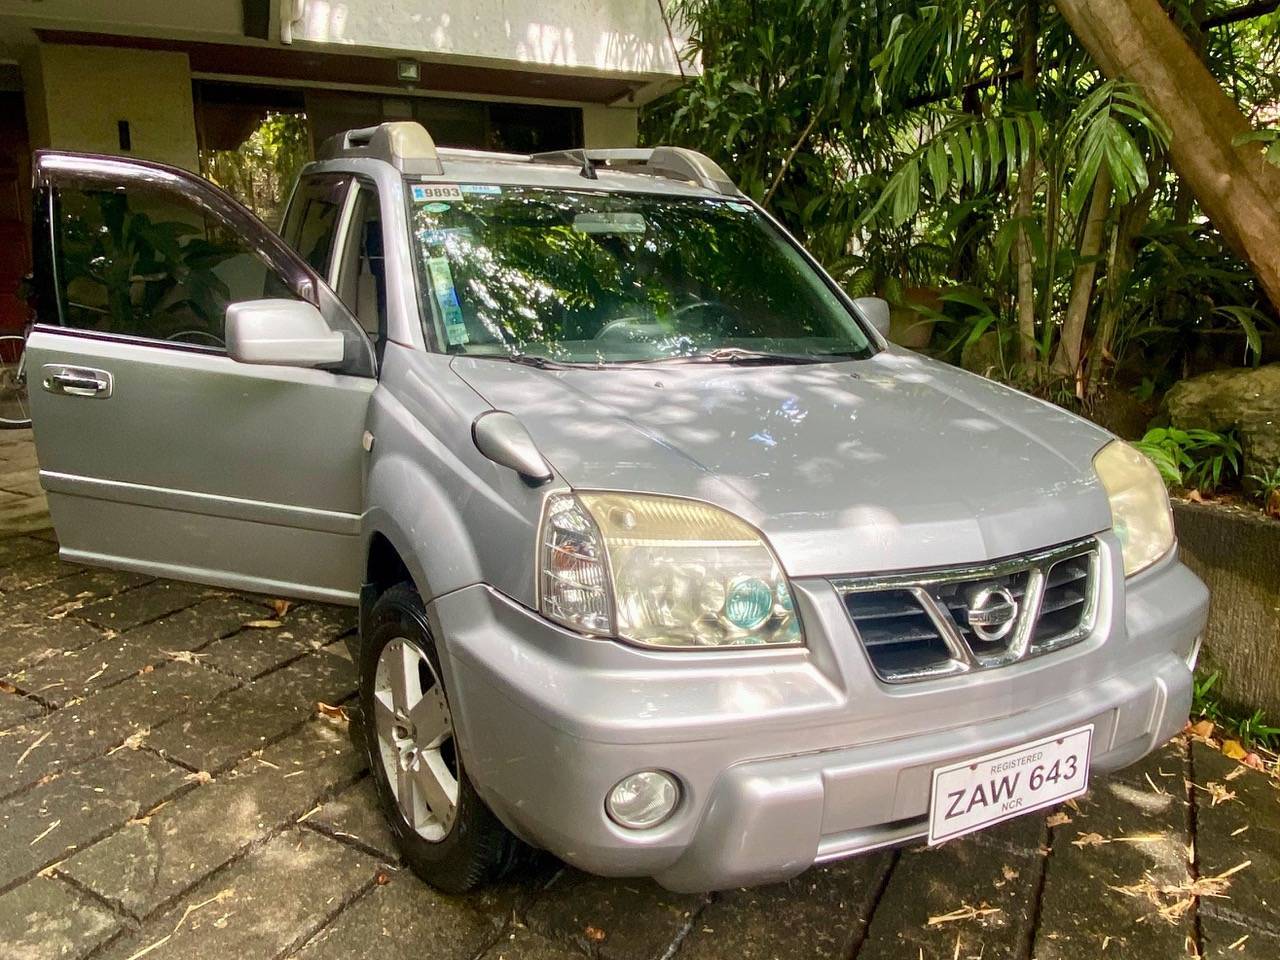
[528,147,742,197]
[317,121,443,175]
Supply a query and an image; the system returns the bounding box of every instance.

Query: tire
[359,582,520,892]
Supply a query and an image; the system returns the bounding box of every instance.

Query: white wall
[24,44,199,171]
[0,0,245,40]
[283,0,689,79]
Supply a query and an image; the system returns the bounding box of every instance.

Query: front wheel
[360,583,521,892]
[0,334,31,429]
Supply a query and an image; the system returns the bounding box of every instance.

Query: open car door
[25,152,377,603]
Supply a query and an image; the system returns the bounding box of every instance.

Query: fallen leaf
[184,770,213,785]
[1222,740,1247,761]
[244,619,282,629]
[1185,489,1204,503]
[163,650,204,665]
[1265,490,1280,520]
[316,701,349,723]
[270,599,293,618]
[1186,719,1215,741]
[1241,753,1266,771]
[1046,812,1072,828]
[584,926,607,943]
[375,871,391,885]
[1002,864,1020,881]
[0,681,17,694]
[1072,832,1107,847]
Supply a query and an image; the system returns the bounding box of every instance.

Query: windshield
[408,186,875,364]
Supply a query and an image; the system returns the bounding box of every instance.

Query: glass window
[408,188,874,364]
[280,175,350,274]
[51,181,295,350]
[334,185,387,343]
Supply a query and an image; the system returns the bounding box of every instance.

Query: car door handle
[42,365,114,398]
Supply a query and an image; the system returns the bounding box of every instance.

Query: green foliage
[649,0,1280,399]
[1193,669,1280,752]
[1134,426,1242,492]
[1247,466,1280,502]
[201,112,310,227]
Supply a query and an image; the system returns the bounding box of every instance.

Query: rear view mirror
[853,297,892,338]
[226,300,345,367]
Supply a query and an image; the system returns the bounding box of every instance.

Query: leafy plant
[1193,669,1280,752]
[1134,427,1242,492]
[1247,466,1280,501]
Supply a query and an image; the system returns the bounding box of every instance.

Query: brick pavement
[1,429,1276,960]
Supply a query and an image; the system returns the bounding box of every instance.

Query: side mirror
[472,411,554,485]
[853,296,892,338]
[226,300,345,367]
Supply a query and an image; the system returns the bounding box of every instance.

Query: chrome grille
[832,539,1100,683]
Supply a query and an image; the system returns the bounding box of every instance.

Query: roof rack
[527,147,743,197]
[317,121,443,175]
[314,121,742,197]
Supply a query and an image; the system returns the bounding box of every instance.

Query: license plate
[928,725,1093,845]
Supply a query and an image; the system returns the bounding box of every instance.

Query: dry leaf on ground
[244,619,282,629]
[316,701,349,723]
[270,599,293,618]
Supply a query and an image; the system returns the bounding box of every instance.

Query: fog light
[606,771,679,829]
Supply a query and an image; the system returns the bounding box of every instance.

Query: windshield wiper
[505,354,578,370]
[639,347,850,366]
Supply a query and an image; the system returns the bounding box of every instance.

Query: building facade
[0,0,690,331]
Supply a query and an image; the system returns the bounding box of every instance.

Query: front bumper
[430,537,1207,892]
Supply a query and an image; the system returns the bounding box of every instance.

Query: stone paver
[309,778,399,861]
[60,719,366,919]
[0,661,236,798]
[1,432,1278,960]
[0,748,188,891]
[148,649,357,772]
[1192,742,1280,959]
[1034,743,1193,959]
[526,871,703,960]
[0,877,123,960]
[96,829,378,960]
[679,857,888,960]
[294,871,498,960]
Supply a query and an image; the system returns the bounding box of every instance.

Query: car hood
[451,349,1116,577]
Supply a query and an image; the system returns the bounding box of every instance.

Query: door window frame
[31,151,376,378]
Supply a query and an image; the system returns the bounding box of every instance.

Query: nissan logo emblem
[965,584,1019,641]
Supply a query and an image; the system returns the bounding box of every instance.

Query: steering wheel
[166,329,226,348]
[594,316,668,341]
[667,299,742,332]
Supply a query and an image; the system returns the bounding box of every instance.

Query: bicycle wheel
[0,334,31,429]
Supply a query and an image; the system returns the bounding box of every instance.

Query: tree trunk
[1053,0,1280,312]
[1014,0,1040,369]
[1055,166,1112,380]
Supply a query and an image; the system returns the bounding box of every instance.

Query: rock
[961,331,1009,379]
[1163,364,1280,484]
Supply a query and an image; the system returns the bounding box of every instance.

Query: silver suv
[25,123,1208,893]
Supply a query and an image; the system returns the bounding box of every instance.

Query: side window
[51,181,297,350]
[334,184,387,349]
[280,175,350,275]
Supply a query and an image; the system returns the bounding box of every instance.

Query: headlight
[1093,440,1175,576]
[538,492,802,649]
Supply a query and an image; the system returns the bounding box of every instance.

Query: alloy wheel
[372,637,459,841]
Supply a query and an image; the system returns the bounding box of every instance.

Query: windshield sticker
[422,201,452,213]
[426,256,469,346]
[726,201,752,213]
[572,212,647,235]
[418,227,472,246]
[460,184,503,195]
[412,184,464,203]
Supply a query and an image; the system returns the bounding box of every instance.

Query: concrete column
[21,44,199,171]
